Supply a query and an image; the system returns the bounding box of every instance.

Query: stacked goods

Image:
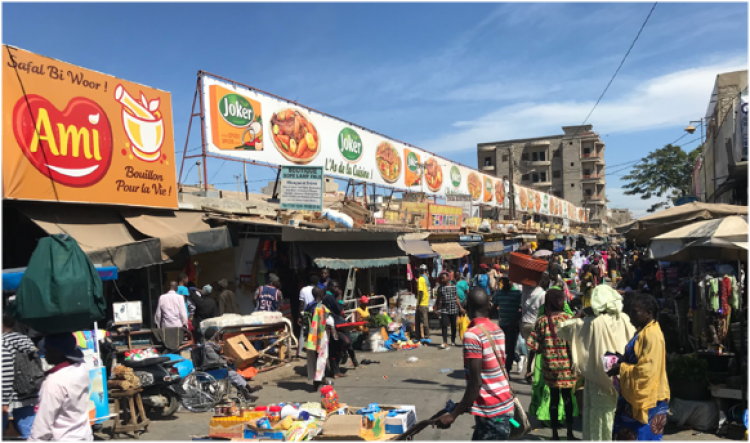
[508,252,548,286]
[108,365,141,391]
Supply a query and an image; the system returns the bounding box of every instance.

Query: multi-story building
[607,208,633,229]
[477,125,608,230]
[694,70,747,205]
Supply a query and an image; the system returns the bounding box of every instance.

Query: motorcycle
[101,321,184,418]
[123,356,183,418]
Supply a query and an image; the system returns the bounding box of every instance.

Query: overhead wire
[568,2,658,141]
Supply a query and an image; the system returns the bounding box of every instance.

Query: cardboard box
[223,335,258,369]
[383,406,417,435]
[209,420,247,439]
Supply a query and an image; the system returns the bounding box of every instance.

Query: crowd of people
[433,244,672,441]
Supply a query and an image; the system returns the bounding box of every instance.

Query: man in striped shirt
[2,316,37,439]
[436,289,514,440]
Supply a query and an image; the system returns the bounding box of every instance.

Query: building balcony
[580,152,604,164]
[581,173,605,183]
[530,180,552,188]
[526,140,551,147]
[583,195,606,205]
[482,165,495,171]
[521,160,551,167]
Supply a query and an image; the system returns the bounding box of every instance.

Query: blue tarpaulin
[3,266,118,291]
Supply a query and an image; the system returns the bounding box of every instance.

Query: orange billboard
[3,46,177,208]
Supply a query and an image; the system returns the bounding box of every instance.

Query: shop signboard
[200,74,588,222]
[446,194,473,219]
[427,204,462,231]
[3,46,177,208]
[279,166,324,211]
[483,241,505,257]
[458,234,483,247]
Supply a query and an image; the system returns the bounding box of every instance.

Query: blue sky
[4,2,747,217]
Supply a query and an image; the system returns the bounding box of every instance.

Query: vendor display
[204,388,418,442]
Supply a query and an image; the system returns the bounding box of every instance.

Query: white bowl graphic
[123,111,164,162]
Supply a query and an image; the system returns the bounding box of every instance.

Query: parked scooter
[124,356,183,417]
[102,321,184,418]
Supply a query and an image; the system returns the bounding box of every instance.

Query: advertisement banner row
[201,75,590,223]
[2,47,178,209]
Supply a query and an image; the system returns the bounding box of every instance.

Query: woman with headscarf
[581,265,597,309]
[557,286,636,440]
[526,288,577,441]
[305,287,331,389]
[572,252,584,273]
[607,294,670,441]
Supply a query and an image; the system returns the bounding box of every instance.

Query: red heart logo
[13,95,113,188]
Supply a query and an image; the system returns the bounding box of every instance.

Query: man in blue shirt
[317,269,330,290]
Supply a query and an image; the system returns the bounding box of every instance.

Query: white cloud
[417,58,748,153]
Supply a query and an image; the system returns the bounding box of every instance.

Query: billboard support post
[178,78,200,185]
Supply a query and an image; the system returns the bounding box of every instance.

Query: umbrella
[655,237,748,262]
[620,202,748,246]
[533,249,553,258]
[649,216,747,259]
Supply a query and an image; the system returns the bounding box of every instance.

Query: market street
[94,341,721,441]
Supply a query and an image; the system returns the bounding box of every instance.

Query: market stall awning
[3,266,118,291]
[431,242,470,260]
[655,237,748,262]
[483,241,515,257]
[397,233,437,258]
[297,241,408,269]
[17,203,163,271]
[622,202,748,245]
[649,216,748,260]
[121,209,233,258]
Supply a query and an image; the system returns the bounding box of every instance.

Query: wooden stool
[109,388,150,439]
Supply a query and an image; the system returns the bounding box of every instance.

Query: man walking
[154,282,189,330]
[2,316,37,439]
[298,275,319,357]
[217,279,241,315]
[435,289,515,440]
[30,333,93,441]
[416,264,432,342]
[493,277,523,373]
[434,271,464,349]
[254,278,283,312]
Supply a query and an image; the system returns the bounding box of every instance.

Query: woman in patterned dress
[607,294,670,441]
[526,288,577,440]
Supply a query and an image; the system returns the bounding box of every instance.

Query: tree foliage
[622,144,701,213]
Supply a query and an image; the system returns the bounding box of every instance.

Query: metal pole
[507,146,516,220]
[178,82,200,185]
[197,73,209,191]
[196,161,203,189]
[244,162,249,200]
[271,168,282,199]
[235,175,241,195]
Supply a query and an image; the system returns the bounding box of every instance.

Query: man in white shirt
[154,281,189,330]
[30,333,93,441]
[297,275,320,357]
[520,273,550,340]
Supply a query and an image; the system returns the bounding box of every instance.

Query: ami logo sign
[12,95,113,187]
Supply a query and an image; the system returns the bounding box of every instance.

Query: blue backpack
[473,274,489,290]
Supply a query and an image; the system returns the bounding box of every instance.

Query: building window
[554,149,561,158]
[583,168,591,176]
[583,147,591,155]
[521,153,529,161]
[531,152,538,161]
[532,173,539,183]
[484,157,492,166]
[502,154,508,162]
[521,174,530,181]
[570,162,575,167]
[585,189,593,196]
[539,151,546,161]
[570,183,575,188]
[553,170,561,179]
[540,172,547,182]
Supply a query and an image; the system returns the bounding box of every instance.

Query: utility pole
[196,161,202,189]
[234,175,241,195]
[243,162,249,200]
[506,146,516,220]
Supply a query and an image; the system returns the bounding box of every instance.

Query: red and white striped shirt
[463,317,514,418]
